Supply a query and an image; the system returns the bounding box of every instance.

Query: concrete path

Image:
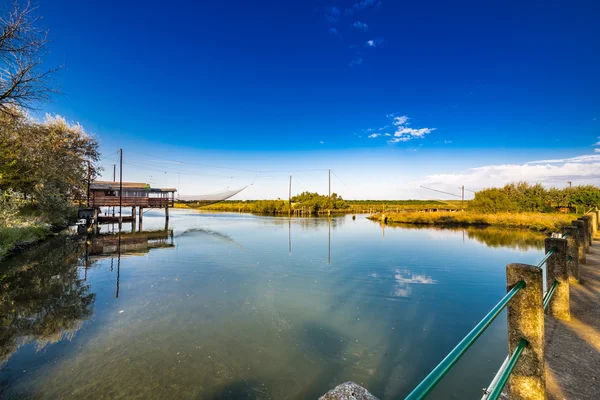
[545,233,600,399]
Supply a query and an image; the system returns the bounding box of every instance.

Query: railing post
[506,263,545,400]
[571,220,587,262]
[591,210,598,236]
[563,226,580,283]
[579,216,592,248]
[545,238,569,320]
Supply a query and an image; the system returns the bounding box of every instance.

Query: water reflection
[0,237,94,367]
[85,228,174,298]
[380,223,545,251]
[0,212,547,399]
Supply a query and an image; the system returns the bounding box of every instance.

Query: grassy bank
[0,222,52,261]
[174,199,463,214]
[370,211,578,232]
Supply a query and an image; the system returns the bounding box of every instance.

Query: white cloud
[394,127,435,138]
[353,21,368,31]
[595,148,600,153]
[392,115,408,125]
[526,154,600,164]
[393,269,436,298]
[368,133,380,138]
[319,141,324,144]
[410,154,600,196]
[366,37,384,47]
[364,114,436,144]
[328,27,340,37]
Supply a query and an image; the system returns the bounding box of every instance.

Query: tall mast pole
[119,148,123,227]
[86,160,91,207]
[113,164,116,181]
[328,168,331,212]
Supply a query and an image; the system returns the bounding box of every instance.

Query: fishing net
[176,186,248,207]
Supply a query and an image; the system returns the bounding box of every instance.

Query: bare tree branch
[0,1,60,115]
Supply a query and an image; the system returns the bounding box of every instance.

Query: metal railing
[406,241,563,400]
[405,281,526,399]
[403,209,599,400]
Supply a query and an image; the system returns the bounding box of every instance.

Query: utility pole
[289,174,292,215]
[568,181,572,188]
[112,164,116,217]
[461,185,465,201]
[86,160,91,207]
[328,168,331,212]
[119,148,123,228]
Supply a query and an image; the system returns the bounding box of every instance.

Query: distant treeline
[177,194,463,215]
[468,182,600,213]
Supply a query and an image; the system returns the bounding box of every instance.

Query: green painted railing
[407,238,568,399]
[537,247,556,268]
[487,338,528,400]
[405,280,525,400]
[543,280,559,311]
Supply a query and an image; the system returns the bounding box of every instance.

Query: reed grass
[371,211,578,232]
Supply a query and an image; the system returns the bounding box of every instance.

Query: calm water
[0,210,546,399]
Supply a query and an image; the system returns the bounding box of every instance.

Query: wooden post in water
[139,207,143,231]
[506,263,545,399]
[86,160,91,207]
[119,148,123,229]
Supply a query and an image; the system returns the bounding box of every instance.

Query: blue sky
[34,0,600,199]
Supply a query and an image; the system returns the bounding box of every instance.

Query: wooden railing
[90,196,172,208]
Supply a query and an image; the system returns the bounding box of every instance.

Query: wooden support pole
[545,237,570,321]
[571,220,587,263]
[119,148,123,228]
[506,263,546,400]
[563,226,580,283]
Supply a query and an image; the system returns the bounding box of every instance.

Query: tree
[468,188,518,213]
[0,108,100,224]
[0,1,59,114]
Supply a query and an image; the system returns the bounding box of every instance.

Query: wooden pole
[86,160,91,207]
[112,163,116,217]
[328,168,331,214]
[119,148,123,228]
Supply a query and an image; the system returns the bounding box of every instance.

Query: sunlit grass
[371,211,578,232]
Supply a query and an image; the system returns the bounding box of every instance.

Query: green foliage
[468,181,600,214]
[468,188,518,213]
[252,200,287,214]
[291,191,348,213]
[0,236,95,365]
[0,109,100,226]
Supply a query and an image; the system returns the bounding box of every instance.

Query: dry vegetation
[371,211,579,232]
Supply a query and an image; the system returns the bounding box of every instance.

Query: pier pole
[119,148,123,229]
